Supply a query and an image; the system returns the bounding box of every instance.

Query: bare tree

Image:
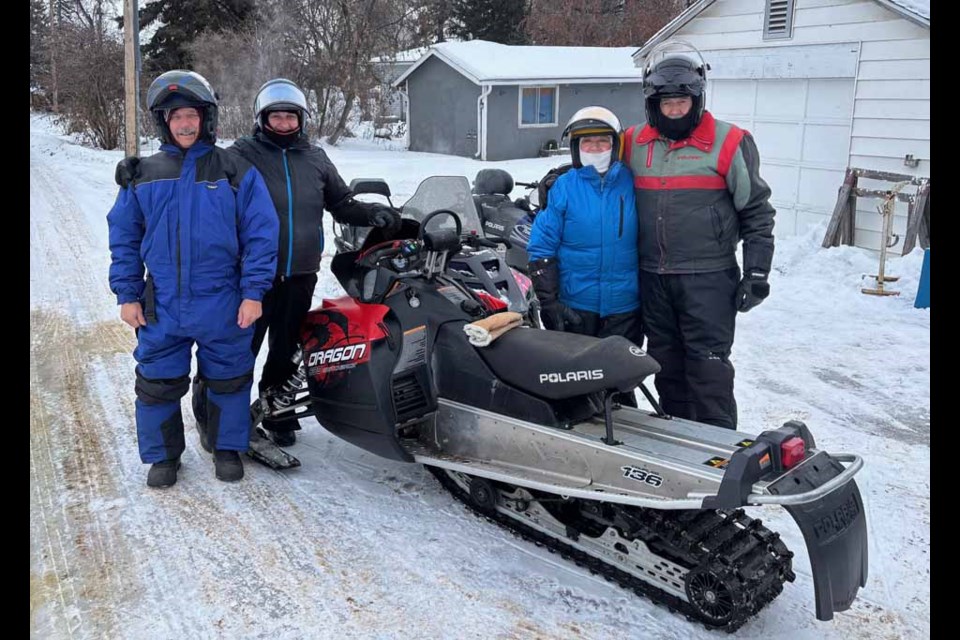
[54,0,126,149]
[277,0,420,144]
[188,21,297,139]
[526,0,685,46]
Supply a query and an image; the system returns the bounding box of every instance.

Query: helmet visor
[643,66,704,98]
[147,71,217,112]
[254,81,310,118]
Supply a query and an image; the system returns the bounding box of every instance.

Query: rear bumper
[769,454,869,621]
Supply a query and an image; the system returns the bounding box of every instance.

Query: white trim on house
[508,77,641,85]
[517,85,560,129]
[481,85,491,160]
[393,49,480,87]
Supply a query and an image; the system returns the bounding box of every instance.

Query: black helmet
[561,106,623,168]
[146,70,219,145]
[641,42,708,138]
[253,78,310,135]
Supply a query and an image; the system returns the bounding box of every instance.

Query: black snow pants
[251,273,318,433]
[639,267,740,429]
[567,308,644,408]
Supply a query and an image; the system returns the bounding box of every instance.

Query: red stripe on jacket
[717,126,745,178]
[635,175,728,190]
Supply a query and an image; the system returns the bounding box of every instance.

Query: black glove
[540,300,583,331]
[736,270,770,312]
[368,204,402,234]
[528,258,582,331]
[115,156,140,188]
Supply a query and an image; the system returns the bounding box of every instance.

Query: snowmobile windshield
[401,176,482,236]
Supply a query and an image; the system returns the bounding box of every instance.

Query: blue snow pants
[133,294,254,464]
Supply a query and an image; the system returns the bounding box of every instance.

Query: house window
[519,86,558,127]
[763,0,795,40]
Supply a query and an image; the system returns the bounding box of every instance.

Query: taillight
[781,436,806,469]
[511,268,532,296]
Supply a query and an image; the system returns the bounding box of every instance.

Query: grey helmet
[146,70,219,144]
[253,78,311,133]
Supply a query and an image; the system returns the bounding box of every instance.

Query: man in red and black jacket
[623,50,776,429]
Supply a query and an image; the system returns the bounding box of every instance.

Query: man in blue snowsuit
[107,70,279,488]
[527,106,642,405]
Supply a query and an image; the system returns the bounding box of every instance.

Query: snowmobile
[260,204,868,631]
[470,168,540,274]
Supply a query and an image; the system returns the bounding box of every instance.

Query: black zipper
[618,196,624,238]
[710,205,724,244]
[176,218,182,296]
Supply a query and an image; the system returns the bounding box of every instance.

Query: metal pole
[862,181,909,297]
[123,0,140,157]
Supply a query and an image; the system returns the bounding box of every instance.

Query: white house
[634,0,929,251]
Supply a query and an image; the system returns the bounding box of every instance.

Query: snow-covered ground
[30,113,930,639]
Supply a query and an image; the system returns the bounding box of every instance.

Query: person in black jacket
[117,78,400,448]
[236,79,400,446]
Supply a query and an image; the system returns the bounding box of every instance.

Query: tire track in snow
[30,149,115,325]
[30,311,135,639]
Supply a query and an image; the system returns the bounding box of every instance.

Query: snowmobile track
[427,467,794,633]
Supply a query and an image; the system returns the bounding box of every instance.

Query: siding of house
[484,83,645,161]
[406,55,481,157]
[638,0,929,251]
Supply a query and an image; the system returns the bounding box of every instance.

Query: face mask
[656,109,697,141]
[580,150,611,174]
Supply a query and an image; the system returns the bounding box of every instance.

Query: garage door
[707,77,856,239]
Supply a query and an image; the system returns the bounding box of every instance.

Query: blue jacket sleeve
[106,187,146,305]
[527,177,568,261]
[236,167,280,301]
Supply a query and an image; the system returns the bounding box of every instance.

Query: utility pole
[49,0,58,112]
[124,0,140,157]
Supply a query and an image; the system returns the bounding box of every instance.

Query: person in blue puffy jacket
[107,70,279,488]
[527,107,643,398]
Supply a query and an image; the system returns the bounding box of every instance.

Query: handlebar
[515,181,539,189]
[356,239,421,269]
[461,232,512,251]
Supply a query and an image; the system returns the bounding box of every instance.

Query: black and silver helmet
[253,78,311,133]
[641,41,709,137]
[146,70,219,144]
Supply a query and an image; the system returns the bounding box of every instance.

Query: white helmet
[561,106,623,167]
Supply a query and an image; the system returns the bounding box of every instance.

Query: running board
[408,399,862,510]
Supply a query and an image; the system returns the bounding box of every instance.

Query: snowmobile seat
[476,328,660,401]
[474,168,514,195]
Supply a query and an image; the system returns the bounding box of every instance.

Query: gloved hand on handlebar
[368,204,402,234]
[528,257,582,332]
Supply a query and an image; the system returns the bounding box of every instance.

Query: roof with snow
[371,46,431,64]
[634,0,929,60]
[392,40,642,87]
[884,0,929,21]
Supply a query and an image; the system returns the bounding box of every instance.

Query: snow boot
[266,429,296,447]
[214,450,244,482]
[147,457,181,488]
